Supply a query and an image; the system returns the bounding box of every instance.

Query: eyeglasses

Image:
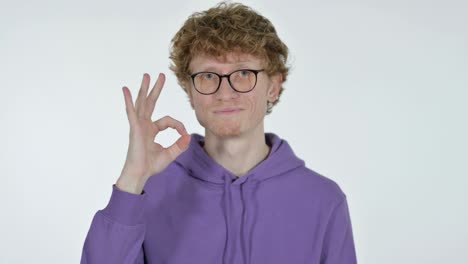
[190,69,265,95]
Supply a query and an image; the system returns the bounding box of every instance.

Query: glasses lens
[194,72,219,94]
[230,70,256,92]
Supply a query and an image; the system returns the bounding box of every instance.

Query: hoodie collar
[174,132,305,185]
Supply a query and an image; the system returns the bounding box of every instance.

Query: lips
[214,107,243,114]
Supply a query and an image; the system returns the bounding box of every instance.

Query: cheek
[192,95,212,119]
[192,93,206,108]
[248,94,267,117]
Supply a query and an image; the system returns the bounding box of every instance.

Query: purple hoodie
[81,133,357,264]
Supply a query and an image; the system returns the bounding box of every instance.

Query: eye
[202,73,215,80]
[239,70,251,77]
[231,70,253,81]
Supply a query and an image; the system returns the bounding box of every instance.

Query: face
[187,53,281,139]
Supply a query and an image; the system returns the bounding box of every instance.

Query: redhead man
[81,2,357,264]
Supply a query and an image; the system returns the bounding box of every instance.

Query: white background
[1,0,467,263]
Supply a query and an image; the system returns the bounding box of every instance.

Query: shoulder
[291,166,347,205]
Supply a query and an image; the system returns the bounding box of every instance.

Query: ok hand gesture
[117,73,191,194]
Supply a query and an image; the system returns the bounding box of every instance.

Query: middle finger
[145,73,165,119]
[135,73,150,117]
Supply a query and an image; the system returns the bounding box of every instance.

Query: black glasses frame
[190,69,265,95]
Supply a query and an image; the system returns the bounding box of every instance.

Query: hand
[116,73,191,194]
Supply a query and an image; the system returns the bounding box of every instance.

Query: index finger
[145,73,165,118]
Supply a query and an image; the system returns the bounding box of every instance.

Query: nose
[215,76,238,100]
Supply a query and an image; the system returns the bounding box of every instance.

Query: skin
[116,73,191,194]
[187,53,282,177]
[116,52,281,194]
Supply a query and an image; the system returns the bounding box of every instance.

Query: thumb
[167,134,191,159]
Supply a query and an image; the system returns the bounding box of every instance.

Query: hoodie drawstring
[240,182,253,264]
[223,175,256,264]
[242,180,258,264]
[222,176,232,264]
[240,182,247,264]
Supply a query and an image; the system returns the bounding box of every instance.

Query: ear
[188,91,195,110]
[182,81,195,109]
[266,73,282,103]
[188,94,195,109]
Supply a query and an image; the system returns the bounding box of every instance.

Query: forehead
[189,52,265,72]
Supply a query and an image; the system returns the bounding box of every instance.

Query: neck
[203,125,270,177]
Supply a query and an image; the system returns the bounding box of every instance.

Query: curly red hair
[169,1,289,114]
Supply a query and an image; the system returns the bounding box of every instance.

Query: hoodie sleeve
[80,184,147,264]
[320,196,358,264]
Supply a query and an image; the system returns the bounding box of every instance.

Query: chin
[204,119,244,138]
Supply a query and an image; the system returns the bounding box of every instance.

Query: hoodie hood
[174,132,305,264]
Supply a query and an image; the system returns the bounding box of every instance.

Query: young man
[81,2,357,264]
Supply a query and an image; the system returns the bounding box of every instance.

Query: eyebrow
[194,63,257,73]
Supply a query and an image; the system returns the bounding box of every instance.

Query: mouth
[214,108,243,115]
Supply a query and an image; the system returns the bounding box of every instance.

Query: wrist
[116,176,147,195]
